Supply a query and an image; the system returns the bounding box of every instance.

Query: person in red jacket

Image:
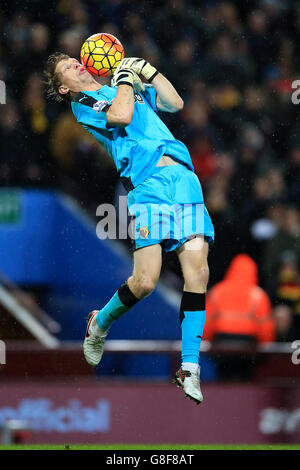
[205,254,275,343]
[204,254,275,380]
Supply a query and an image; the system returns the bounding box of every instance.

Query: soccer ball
[80,33,125,78]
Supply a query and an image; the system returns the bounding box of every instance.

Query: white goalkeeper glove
[116,57,158,82]
[111,68,145,92]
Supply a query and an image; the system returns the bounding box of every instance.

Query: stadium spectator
[287,144,300,205]
[262,206,300,299]
[204,253,275,380]
[204,254,275,345]
[273,303,299,342]
[274,251,300,336]
[29,23,51,73]
[0,100,27,185]
[50,111,117,203]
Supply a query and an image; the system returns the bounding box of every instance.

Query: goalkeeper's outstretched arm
[151,73,184,113]
[114,57,184,113]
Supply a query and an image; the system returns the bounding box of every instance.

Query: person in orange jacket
[204,254,275,344]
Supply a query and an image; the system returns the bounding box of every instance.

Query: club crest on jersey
[139,226,149,238]
[93,100,110,113]
[134,94,144,104]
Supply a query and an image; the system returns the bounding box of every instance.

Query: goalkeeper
[44,53,214,404]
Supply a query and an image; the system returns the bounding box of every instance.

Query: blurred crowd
[1,0,300,341]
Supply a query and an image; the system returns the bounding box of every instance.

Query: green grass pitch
[1,444,300,450]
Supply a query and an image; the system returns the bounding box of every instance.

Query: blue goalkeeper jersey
[71,84,194,190]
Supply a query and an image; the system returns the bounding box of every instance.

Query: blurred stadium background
[0,0,300,446]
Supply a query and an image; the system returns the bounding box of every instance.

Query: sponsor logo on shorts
[139,226,149,239]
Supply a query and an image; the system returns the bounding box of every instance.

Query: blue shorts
[127,164,215,252]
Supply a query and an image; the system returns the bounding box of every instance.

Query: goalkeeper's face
[56,57,92,97]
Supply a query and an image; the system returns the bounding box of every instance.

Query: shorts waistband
[121,157,190,193]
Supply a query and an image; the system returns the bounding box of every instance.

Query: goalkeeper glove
[111,68,145,92]
[116,57,158,82]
